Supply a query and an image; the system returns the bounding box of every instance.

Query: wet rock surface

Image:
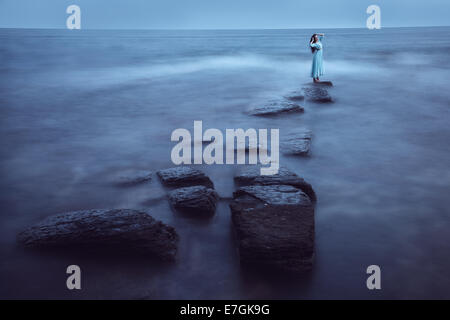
[303,86,333,103]
[249,100,304,116]
[281,130,312,156]
[169,186,219,216]
[312,81,333,87]
[284,91,305,102]
[230,184,315,272]
[17,209,179,260]
[234,166,316,203]
[229,134,268,155]
[157,167,214,189]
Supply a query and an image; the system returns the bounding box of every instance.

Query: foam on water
[43,54,388,89]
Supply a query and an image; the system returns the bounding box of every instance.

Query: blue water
[0,27,449,299]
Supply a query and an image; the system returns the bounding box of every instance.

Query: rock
[169,186,218,216]
[157,167,214,189]
[284,91,305,102]
[234,166,316,202]
[281,130,312,156]
[249,100,304,116]
[227,134,268,154]
[230,184,315,272]
[17,209,179,260]
[303,86,333,103]
[111,169,153,186]
[313,81,333,87]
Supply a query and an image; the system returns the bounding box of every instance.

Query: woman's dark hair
[310,34,317,53]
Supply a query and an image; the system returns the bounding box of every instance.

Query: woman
[310,33,325,83]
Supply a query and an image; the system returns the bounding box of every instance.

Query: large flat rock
[234,166,316,203]
[17,209,179,260]
[249,100,304,116]
[169,186,218,216]
[157,167,214,189]
[281,130,312,156]
[303,86,333,103]
[284,91,305,102]
[312,81,333,87]
[230,185,315,272]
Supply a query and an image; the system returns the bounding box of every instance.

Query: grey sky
[0,0,449,29]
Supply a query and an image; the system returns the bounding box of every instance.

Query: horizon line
[0,25,449,31]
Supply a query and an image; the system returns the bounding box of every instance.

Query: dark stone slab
[249,100,304,116]
[284,91,305,102]
[234,166,316,203]
[303,86,333,103]
[157,167,214,189]
[313,81,333,87]
[169,186,218,216]
[281,130,312,156]
[230,184,315,273]
[17,209,179,261]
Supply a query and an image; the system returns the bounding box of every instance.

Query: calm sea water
[0,27,449,299]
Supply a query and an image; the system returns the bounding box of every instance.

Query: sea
[0,27,449,299]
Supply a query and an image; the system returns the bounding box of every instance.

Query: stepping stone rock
[17,209,179,260]
[169,186,218,216]
[284,91,305,102]
[157,167,214,189]
[303,86,333,103]
[312,81,333,87]
[228,134,269,154]
[111,169,153,186]
[230,184,315,273]
[234,166,316,202]
[281,130,312,156]
[249,100,304,116]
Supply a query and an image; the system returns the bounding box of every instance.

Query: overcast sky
[0,0,449,29]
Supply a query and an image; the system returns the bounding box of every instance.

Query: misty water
[0,27,449,299]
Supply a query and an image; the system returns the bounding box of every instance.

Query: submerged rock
[111,169,153,186]
[157,167,214,189]
[169,186,218,216]
[249,100,304,116]
[17,209,179,260]
[234,166,316,202]
[281,130,312,156]
[228,134,268,154]
[230,184,315,273]
[303,86,333,103]
[313,81,333,87]
[284,91,305,102]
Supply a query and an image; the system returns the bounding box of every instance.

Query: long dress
[310,36,324,79]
